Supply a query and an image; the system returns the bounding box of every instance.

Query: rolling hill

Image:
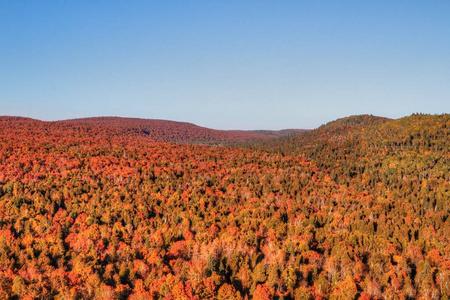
[246,114,449,190]
[246,113,449,230]
[62,117,306,144]
[0,116,305,145]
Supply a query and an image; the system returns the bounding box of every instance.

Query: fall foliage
[0,114,448,299]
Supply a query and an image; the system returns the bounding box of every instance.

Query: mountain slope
[247,113,449,230]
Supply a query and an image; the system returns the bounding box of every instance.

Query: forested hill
[0,116,304,145]
[247,114,447,178]
[61,117,305,144]
[246,113,449,203]
[243,114,391,155]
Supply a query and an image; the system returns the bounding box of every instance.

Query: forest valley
[0,114,448,299]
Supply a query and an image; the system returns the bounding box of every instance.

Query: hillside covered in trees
[0,114,448,299]
[245,114,449,222]
[0,117,303,146]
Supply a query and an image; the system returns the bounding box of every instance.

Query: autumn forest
[0,114,448,300]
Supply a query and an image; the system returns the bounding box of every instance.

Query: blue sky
[1,1,449,129]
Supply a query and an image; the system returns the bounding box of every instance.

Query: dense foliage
[62,117,304,145]
[246,114,449,223]
[0,114,448,299]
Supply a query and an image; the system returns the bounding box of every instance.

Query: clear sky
[1,1,449,130]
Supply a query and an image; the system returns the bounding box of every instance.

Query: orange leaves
[167,241,189,260]
[208,224,220,238]
[143,249,163,267]
[133,260,149,277]
[217,283,241,300]
[253,284,272,300]
[426,249,443,266]
[0,230,15,247]
[150,230,165,248]
[404,215,413,226]
[331,276,357,300]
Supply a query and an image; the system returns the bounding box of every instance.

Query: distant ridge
[0,116,306,145]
